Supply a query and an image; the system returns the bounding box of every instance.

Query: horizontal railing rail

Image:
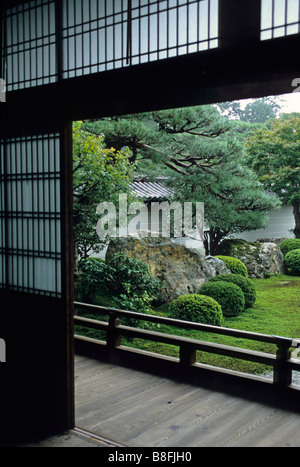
[74,301,300,390]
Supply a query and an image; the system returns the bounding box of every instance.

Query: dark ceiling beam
[1,0,299,133]
[1,33,299,134]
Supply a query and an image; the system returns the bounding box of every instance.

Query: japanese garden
[74,97,300,378]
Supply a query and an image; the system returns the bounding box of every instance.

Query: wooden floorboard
[75,354,300,447]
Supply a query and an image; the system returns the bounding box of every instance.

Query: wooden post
[180,344,196,366]
[274,343,292,388]
[107,314,122,350]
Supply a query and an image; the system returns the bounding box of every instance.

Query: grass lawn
[75,273,300,376]
[225,274,300,337]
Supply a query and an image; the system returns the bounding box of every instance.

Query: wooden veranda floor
[75,354,300,447]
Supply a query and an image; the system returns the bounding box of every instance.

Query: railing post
[107,314,122,351]
[180,344,196,366]
[274,342,292,388]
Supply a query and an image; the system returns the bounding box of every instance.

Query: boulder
[106,234,231,303]
[217,239,285,278]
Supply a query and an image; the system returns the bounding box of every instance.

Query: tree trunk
[204,227,228,255]
[293,201,300,238]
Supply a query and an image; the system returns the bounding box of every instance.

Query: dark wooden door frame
[0,0,300,443]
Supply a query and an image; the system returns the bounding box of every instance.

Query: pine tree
[82,105,280,253]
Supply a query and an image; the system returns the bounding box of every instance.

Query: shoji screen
[0,156,5,289]
[0,132,62,298]
[1,0,57,91]
[261,0,300,40]
[2,0,219,85]
[62,0,219,76]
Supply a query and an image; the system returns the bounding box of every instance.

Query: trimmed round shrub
[209,273,256,308]
[169,294,223,326]
[285,248,300,274]
[215,255,248,277]
[198,281,245,317]
[280,239,300,256]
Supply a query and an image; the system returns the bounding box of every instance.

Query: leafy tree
[217,101,245,120]
[245,114,300,238]
[241,97,282,124]
[218,97,282,123]
[73,121,133,261]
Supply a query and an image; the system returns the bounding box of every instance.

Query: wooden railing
[74,301,300,391]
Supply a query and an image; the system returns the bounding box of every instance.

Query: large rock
[217,239,285,278]
[105,234,231,303]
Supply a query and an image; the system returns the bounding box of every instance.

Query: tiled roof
[129,180,173,200]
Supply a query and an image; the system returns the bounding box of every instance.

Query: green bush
[104,253,161,298]
[215,255,248,277]
[280,239,300,256]
[209,273,256,308]
[77,257,107,302]
[198,281,245,317]
[77,253,161,304]
[285,249,300,274]
[169,294,223,326]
